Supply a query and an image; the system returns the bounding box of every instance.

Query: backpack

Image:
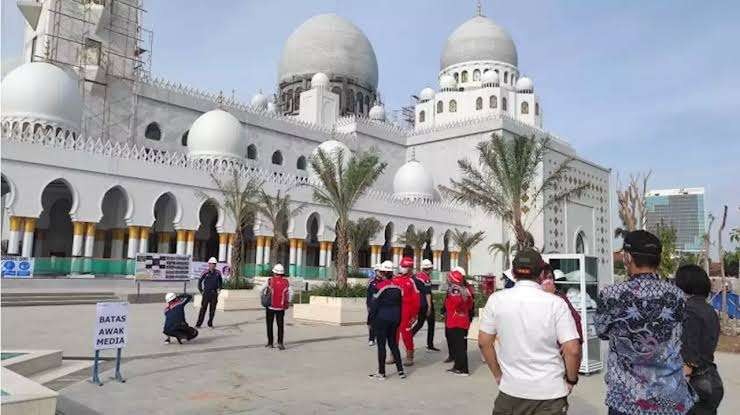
[261,279,272,308]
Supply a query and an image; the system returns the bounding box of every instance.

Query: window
[84,38,102,66]
[365,95,371,112]
[286,89,293,112]
[356,92,364,113]
[473,69,481,81]
[575,231,587,254]
[144,122,161,141]
[475,97,483,110]
[331,86,343,109]
[521,102,529,114]
[294,88,302,111]
[502,97,508,111]
[535,102,540,115]
[347,90,355,112]
[296,156,307,170]
[504,72,508,84]
[489,95,497,109]
[461,71,469,83]
[449,100,457,112]
[271,151,283,165]
[453,73,459,83]
[181,130,189,146]
[247,144,257,160]
[419,110,426,123]
[436,101,443,114]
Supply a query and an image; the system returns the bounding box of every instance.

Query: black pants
[446,327,468,373]
[368,324,375,342]
[373,319,403,375]
[688,367,724,415]
[266,308,285,345]
[164,323,198,341]
[412,301,435,347]
[196,290,218,327]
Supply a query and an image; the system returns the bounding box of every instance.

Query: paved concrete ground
[3,302,739,415]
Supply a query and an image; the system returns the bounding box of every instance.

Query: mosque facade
[1,1,612,280]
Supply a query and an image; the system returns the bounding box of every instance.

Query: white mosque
[1,1,613,280]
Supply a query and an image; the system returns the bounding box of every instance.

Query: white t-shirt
[479,280,579,400]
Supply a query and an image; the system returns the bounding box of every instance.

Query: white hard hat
[421,259,433,269]
[372,263,381,271]
[165,292,176,302]
[553,269,566,280]
[208,257,218,264]
[379,261,394,272]
[272,264,285,275]
[452,266,466,276]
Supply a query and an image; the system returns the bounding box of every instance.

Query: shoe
[277,344,286,350]
[208,325,214,329]
[443,357,454,363]
[427,346,441,352]
[368,340,376,347]
[454,370,470,377]
[164,338,171,344]
[265,344,274,348]
[403,350,415,367]
[176,338,183,344]
[446,368,457,374]
[195,325,202,329]
[368,373,386,380]
[398,371,407,379]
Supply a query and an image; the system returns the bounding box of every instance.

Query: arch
[381,222,394,261]
[144,122,161,141]
[246,144,257,160]
[419,110,426,123]
[473,69,481,81]
[271,150,283,165]
[436,101,443,114]
[364,95,370,113]
[575,230,587,254]
[356,91,364,114]
[502,97,508,111]
[504,72,509,84]
[475,97,483,110]
[294,87,302,111]
[521,101,529,114]
[442,230,452,271]
[99,186,131,258]
[181,130,189,146]
[196,200,220,262]
[461,71,469,83]
[152,192,179,254]
[453,72,459,83]
[296,155,307,170]
[535,102,540,116]
[345,89,354,114]
[423,227,434,261]
[2,174,16,210]
[402,224,416,259]
[39,179,75,257]
[286,89,294,113]
[489,95,498,109]
[305,212,323,267]
[449,99,457,113]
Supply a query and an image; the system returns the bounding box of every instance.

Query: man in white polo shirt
[478,249,582,414]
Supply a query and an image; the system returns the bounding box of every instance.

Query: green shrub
[223,277,255,290]
[348,269,369,279]
[294,282,368,303]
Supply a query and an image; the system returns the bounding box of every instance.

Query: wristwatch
[565,375,579,386]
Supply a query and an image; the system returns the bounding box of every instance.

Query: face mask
[399,267,409,274]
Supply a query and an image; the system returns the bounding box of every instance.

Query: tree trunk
[336,221,349,288]
[513,220,529,251]
[269,237,279,266]
[414,248,422,270]
[231,226,244,282]
[718,206,728,327]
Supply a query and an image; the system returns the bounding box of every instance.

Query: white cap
[379,261,394,272]
[372,263,381,271]
[272,264,285,275]
[452,266,466,276]
[421,259,433,269]
[165,292,176,302]
[208,257,218,264]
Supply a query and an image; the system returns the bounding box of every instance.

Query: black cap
[512,248,544,278]
[622,230,662,257]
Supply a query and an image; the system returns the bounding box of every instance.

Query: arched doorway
[305,213,321,266]
[99,186,129,259]
[195,201,219,262]
[402,224,415,258]
[152,193,177,253]
[442,230,451,271]
[381,222,393,261]
[424,227,434,261]
[39,180,74,257]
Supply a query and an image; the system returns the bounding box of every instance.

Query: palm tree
[306,147,387,287]
[348,217,382,269]
[198,170,262,282]
[488,240,515,270]
[451,229,485,271]
[396,227,431,269]
[254,189,306,266]
[439,133,586,250]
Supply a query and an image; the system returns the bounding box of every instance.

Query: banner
[94,302,128,350]
[1,256,34,278]
[190,261,233,279]
[134,253,191,280]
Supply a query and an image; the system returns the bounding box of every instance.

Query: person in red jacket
[261,264,293,350]
[392,256,421,366]
[444,268,475,376]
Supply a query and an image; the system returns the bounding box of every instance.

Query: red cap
[448,270,465,285]
[400,257,414,268]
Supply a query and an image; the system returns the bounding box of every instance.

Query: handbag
[261,280,272,308]
[689,365,721,402]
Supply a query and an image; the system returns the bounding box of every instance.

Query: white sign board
[135,253,191,280]
[94,302,129,350]
[190,261,233,280]
[1,256,34,278]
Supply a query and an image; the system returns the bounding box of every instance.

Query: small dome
[515,76,534,92]
[419,87,435,102]
[1,62,82,132]
[393,159,434,201]
[279,14,378,90]
[439,74,456,90]
[481,70,499,84]
[369,104,385,121]
[250,92,268,109]
[187,109,244,161]
[441,16,518,70]
[309,139,351,182]
[311,72,330,88]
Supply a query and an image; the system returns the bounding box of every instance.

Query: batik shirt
[595,273,694,414]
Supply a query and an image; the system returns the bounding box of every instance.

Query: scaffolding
[34,0,153,143]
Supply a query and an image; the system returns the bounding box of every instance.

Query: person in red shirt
[261,264,293,350]
[444,268,475,376]
[391,256,421,366]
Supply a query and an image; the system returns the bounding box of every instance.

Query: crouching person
[163,292,199,344]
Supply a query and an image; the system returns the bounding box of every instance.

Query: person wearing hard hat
[391,256,421,366]
[262,264,292,350]
[366,263,382,346]
[412,258,439,351]
[368,260,406,379]
[163,292,198,344]
[196,257,223,328]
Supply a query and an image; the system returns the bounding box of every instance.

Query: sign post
[91,301,128,386]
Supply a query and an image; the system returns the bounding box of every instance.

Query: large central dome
[278,14,379,90]
[441,16,517,70]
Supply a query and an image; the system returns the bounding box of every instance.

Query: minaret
[476,0,484,16]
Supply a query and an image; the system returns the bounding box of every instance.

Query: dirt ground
[717,334,740,353]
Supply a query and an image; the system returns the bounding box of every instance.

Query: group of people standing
[366,256,476,380]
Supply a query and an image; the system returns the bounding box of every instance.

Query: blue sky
[2,0,738,251]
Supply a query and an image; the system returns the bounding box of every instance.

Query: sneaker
[398,371,407,379]
[446,368,457,374]
[164,338,171,344]
[265,344,274,348]
[454,370,470,377]
[368,373,386,380]
[195,325,202,329]
[208,325,214,329]
[443,357,454,363]
[277,344,286,350]
[426,346,441,352]
[368,340,376,347]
